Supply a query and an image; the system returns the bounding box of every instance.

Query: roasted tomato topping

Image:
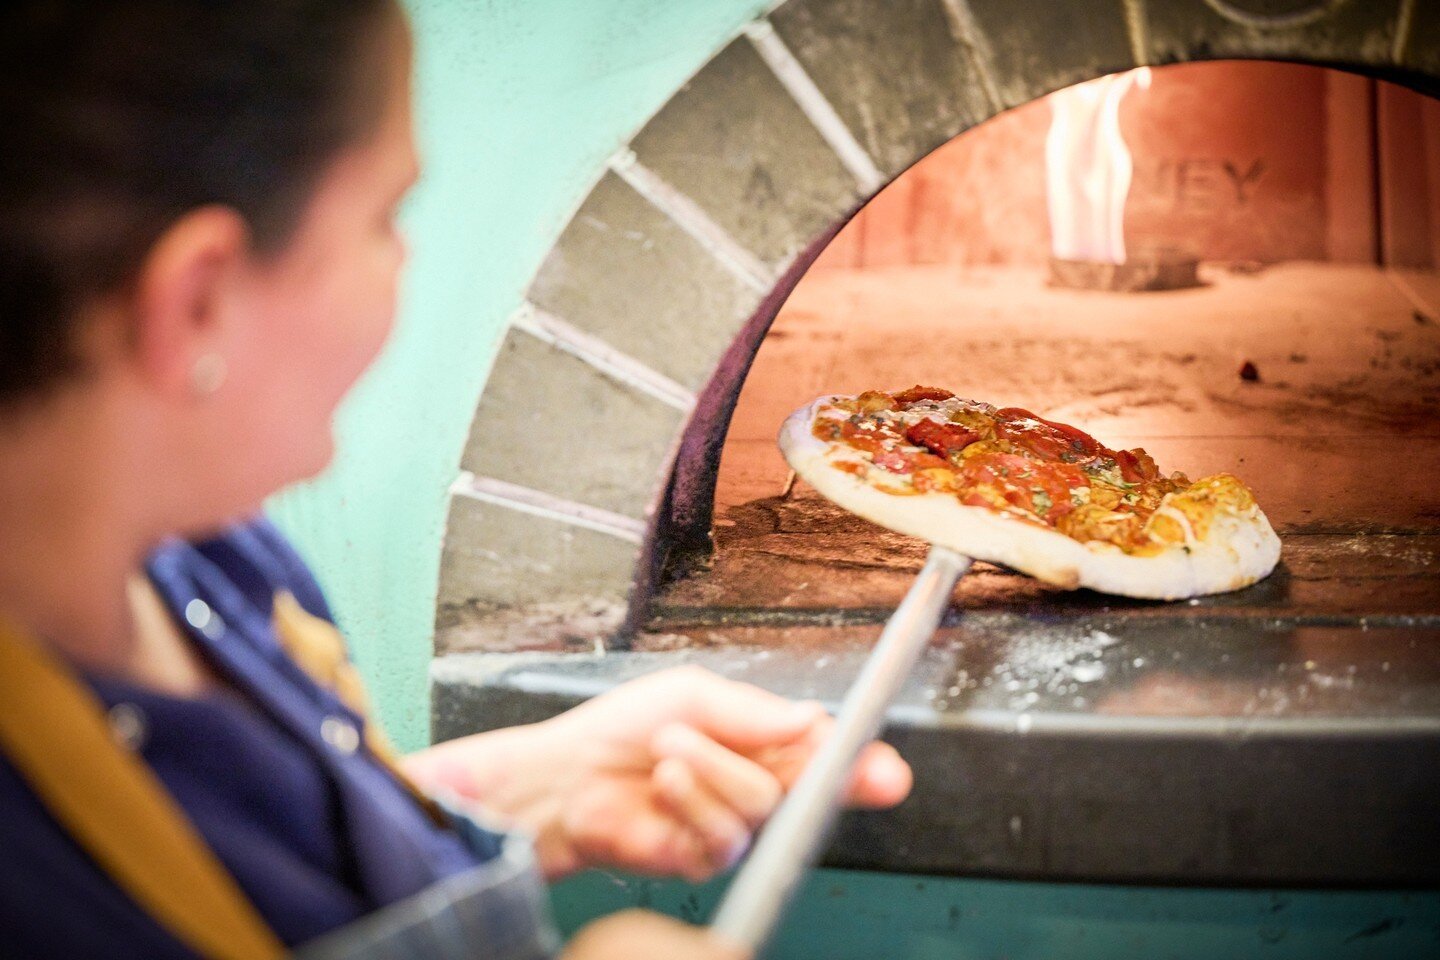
[891,385,956,405]
[993,407,1111,461]
[995,407,1163,483]
[903,418,980,460]
[1114,447,1160,483]
[956,452,1089,524]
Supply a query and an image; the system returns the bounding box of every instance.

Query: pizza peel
[711,393,1279,952]
[709,423,974,953]
[710,548,967,953]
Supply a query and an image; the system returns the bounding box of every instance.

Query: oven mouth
[434,6,1440,887]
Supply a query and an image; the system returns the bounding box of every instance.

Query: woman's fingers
[653,757,750,878]
[648,722,907,878]
[751,717,913,810]
[564,783,712,879]
[680,672,827,751]
[621,671,911,811]
[846,740,912,808]
[652,723,783,827]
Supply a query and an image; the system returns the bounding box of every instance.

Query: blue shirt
[0,518,495,957]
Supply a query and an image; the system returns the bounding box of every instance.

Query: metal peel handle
[710,545,971,954]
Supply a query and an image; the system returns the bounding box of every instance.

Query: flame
[1045,67,1151,264]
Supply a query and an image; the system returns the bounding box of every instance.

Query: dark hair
[0,0,396,407]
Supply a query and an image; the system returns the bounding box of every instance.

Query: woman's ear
[130,206,250,400]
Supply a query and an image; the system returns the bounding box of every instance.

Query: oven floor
[652,486,1440,626]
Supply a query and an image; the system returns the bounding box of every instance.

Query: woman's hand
[404,666,912,881]
[562,910,747,960]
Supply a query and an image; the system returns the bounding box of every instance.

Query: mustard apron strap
[0,618,286,960]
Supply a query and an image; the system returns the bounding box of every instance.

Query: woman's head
[0,0,416,527]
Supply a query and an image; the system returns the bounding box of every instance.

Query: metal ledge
[431,630,1440,887]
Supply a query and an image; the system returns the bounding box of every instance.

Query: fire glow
[1045,67,1152,264]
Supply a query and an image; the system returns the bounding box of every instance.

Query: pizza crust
[779,396,1282,600]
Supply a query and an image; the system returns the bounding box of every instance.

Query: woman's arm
[402,666,912,882]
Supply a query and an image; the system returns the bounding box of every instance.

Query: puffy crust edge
[779,396,1282,600]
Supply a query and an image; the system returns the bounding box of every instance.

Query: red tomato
[1114,448,1160,483]
[994,407,1111,461]
[904,418,980,460]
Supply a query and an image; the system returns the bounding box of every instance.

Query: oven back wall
[266,0,771,753]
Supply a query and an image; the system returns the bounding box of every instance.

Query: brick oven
[430,0,1440,893]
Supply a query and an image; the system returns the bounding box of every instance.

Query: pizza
[778,386,1281,599]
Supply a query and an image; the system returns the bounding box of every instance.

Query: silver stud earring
[190,353,228,397]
